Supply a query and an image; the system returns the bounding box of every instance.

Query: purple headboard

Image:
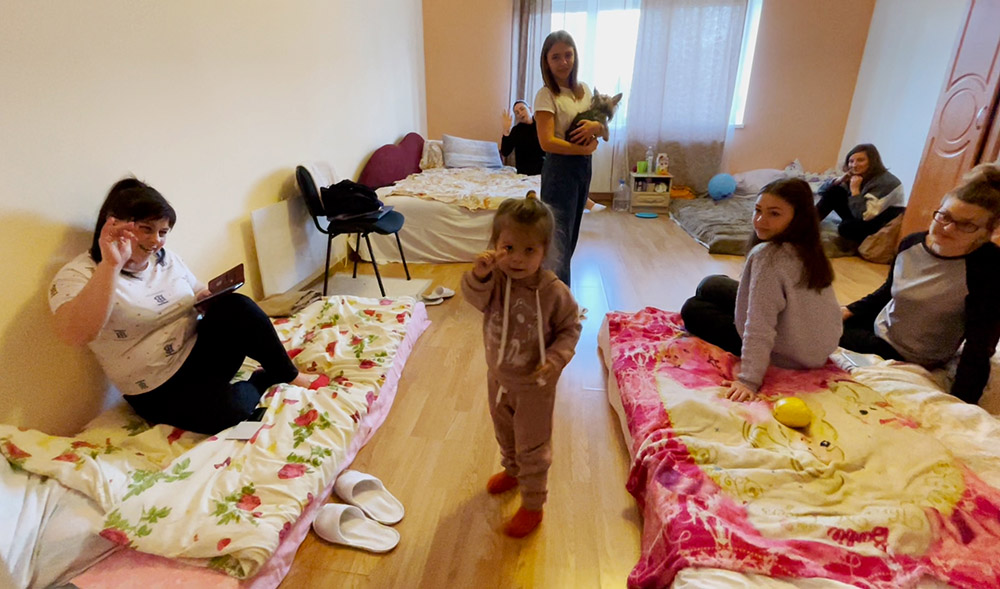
[357,132,424,189]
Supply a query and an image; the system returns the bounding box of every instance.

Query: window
[548,0,761,129]
[730,0,762,127]
[550,0,641,130]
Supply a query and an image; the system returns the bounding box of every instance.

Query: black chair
[296,164,410,297]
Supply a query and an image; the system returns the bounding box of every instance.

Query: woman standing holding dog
[534,30,605,287]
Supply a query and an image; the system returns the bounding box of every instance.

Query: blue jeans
[540,153,592,286]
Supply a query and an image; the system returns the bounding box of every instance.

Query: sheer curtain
[619,0,747,193]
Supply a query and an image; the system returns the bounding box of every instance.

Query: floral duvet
[1,296,426,580]
[604,307,1000,589]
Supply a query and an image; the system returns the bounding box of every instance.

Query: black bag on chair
[320,180,383,218]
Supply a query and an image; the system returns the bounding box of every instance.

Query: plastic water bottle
[613,179,629,212]
[644,146,655,174]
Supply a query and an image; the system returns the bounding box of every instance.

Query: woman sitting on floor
[49,178,316,435]
[841,163,1000,405]
[816,143,905,243]
[681,178,842,402]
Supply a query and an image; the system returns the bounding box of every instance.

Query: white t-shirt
[49,250,204,395]
[534,82,592,140]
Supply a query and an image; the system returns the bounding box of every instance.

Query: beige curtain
[509,0,552,109]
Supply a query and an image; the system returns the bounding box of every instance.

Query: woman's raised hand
[473,250,498,279]
[99,216,136,270]
[502,109,513,135]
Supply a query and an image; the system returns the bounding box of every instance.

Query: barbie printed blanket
[605,307,1000,589]
[0,296,427,580]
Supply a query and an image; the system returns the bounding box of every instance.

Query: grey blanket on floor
[669,197,857,258]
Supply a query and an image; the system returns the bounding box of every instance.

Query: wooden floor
[280,209,888,588]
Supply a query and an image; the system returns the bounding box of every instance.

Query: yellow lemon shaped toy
[773,397,812,428]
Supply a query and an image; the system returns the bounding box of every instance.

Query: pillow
[733,168,786,195]
[783,158,806,178]
[442,134,503,168]
[420,139,444,170]
[358,132,424,189]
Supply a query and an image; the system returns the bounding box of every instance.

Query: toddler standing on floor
[461,194,582,538]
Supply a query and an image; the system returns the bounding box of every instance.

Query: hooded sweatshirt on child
[462,268,581,389]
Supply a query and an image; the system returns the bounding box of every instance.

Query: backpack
[320,180,383,218]
[858,214,903,264]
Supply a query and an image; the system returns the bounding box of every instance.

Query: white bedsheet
[359,192,496,264]
[356,168,538,264]
[0,458,114,588]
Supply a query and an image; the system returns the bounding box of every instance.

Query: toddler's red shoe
[486,471,519,494]
[503,507,543,538]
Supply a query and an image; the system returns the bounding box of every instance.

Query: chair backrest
[295,165,325,220]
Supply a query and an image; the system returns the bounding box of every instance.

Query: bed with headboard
[356,133,540,264]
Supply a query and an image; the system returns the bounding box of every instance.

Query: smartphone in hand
[195,263,245,313]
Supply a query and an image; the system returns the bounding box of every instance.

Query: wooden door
[901,0,1000,237]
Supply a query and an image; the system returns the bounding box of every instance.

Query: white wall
[839,0,967,199]
[0,0,426,435]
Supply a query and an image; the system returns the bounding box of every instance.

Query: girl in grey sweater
[682,178,843,402]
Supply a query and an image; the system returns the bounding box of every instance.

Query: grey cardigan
[735,242,843,390]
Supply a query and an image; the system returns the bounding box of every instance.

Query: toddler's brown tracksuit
[462,269,581,510]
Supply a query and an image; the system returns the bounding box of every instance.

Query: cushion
[420,140,445,170]
[358,132,424,189]
[733,168,786,195]
[442,134,503,169]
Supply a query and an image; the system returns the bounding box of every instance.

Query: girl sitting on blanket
[681,178,843,402]
[49,178,317,435]
[461,193,582,537]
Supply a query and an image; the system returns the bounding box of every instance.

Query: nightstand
[629,172,672,213]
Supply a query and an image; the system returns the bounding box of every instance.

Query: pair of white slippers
[419,285,455,306]
[312,470,405,553]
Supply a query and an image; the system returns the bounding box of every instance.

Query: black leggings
[125,293,299,435]
[839,313,904,361]
[680,275,742,356]
[816,188,904,242]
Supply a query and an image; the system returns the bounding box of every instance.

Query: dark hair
[89,177,176,264]
[540,30,583,99]
[844,143,888,181]
[947,163,1000,231]
[747,178,834,290]
[490,194,556,260]
[512,99,529,109]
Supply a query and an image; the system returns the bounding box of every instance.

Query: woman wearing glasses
[840,163,1000,404]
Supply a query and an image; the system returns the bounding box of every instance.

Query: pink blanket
[607,307,1000,589]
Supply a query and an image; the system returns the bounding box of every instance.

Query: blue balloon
[708,173,737,201]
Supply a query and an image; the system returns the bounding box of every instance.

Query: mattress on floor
[0,296,429,588]
[598,308,1000,589]
[669,197,856,257]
